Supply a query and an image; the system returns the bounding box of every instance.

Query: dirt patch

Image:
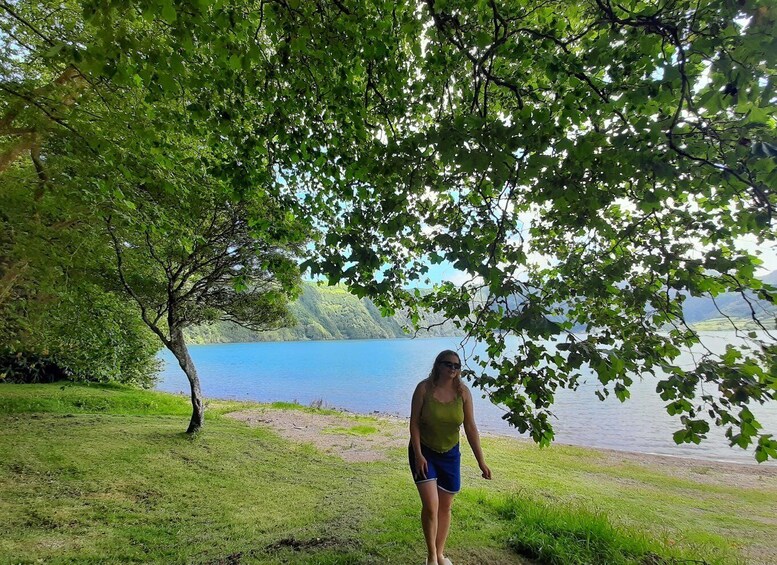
[265,536,356,552]
[227,408,408,462]
[203,553,244,565]
[203,536,360,565]
[581,444,777,490]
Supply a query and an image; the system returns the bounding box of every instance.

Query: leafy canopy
[2,0,776,459]
[303,0,777,461]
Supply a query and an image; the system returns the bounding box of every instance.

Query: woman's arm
[463,386,492,480]
[410,381,428,479]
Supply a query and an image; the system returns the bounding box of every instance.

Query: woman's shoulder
[414,379,431,394]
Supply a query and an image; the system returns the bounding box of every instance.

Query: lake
[156,334,777,465]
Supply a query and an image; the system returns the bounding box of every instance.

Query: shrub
[0,351,71,384]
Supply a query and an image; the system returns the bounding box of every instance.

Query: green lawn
[1,383,775,564]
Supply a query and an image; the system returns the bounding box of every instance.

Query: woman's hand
[479,462,492,480]
[414,454,428,480]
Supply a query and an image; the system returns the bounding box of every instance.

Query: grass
[496,494,675,564]
[323,425,378,436]
[269,400,341,416]
[1,383,775,564]
[0,382,192,416]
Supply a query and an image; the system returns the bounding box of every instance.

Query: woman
[409,350,492,565]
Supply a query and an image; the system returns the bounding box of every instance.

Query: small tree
[106,190,304,433]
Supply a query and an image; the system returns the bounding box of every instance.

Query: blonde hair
[426,349,465,397]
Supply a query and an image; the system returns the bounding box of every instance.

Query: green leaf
[160,0,177,23]
[672,429,687,444]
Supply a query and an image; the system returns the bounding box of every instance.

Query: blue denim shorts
[408,442,461,494]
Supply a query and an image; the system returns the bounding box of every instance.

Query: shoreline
[208,392,777,476]
[481,427,777,469]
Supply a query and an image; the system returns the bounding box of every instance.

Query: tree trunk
[169,328,204,433]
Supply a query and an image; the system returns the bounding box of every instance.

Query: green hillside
[691,316,777,331]
[185,283,461,344]
[184,279,777,345]
[682,269,777,327]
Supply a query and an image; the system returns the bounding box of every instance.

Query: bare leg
[436,488,455,563]
[417,480,439,564]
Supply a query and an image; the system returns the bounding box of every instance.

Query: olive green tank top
[420,389,464,453]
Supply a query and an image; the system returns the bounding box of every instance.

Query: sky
[736,237,777,277]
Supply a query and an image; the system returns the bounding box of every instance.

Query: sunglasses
[439,361,461,370]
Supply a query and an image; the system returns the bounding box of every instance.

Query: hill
[683,269,777,329]
[186,270,777,344]
[185,283,461,344]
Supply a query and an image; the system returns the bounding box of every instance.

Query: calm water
[156,334,777,465]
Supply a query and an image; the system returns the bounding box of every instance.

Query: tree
[105,188,303,432]
[0,142,161,387]
[2,0,775,458]
[304,0,777,461]
[1,0,309,431]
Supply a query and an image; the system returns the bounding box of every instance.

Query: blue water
[156,335,777,464]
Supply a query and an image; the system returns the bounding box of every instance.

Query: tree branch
[105,216,171,349]
[0,1,55,46]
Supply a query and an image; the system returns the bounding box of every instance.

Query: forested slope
[185,283,460,343]
[682,270,777,330]
[186,271,777,344]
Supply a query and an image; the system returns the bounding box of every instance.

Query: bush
[0,351,71,384]
[2,287,161,388]
[0,167,161,389]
